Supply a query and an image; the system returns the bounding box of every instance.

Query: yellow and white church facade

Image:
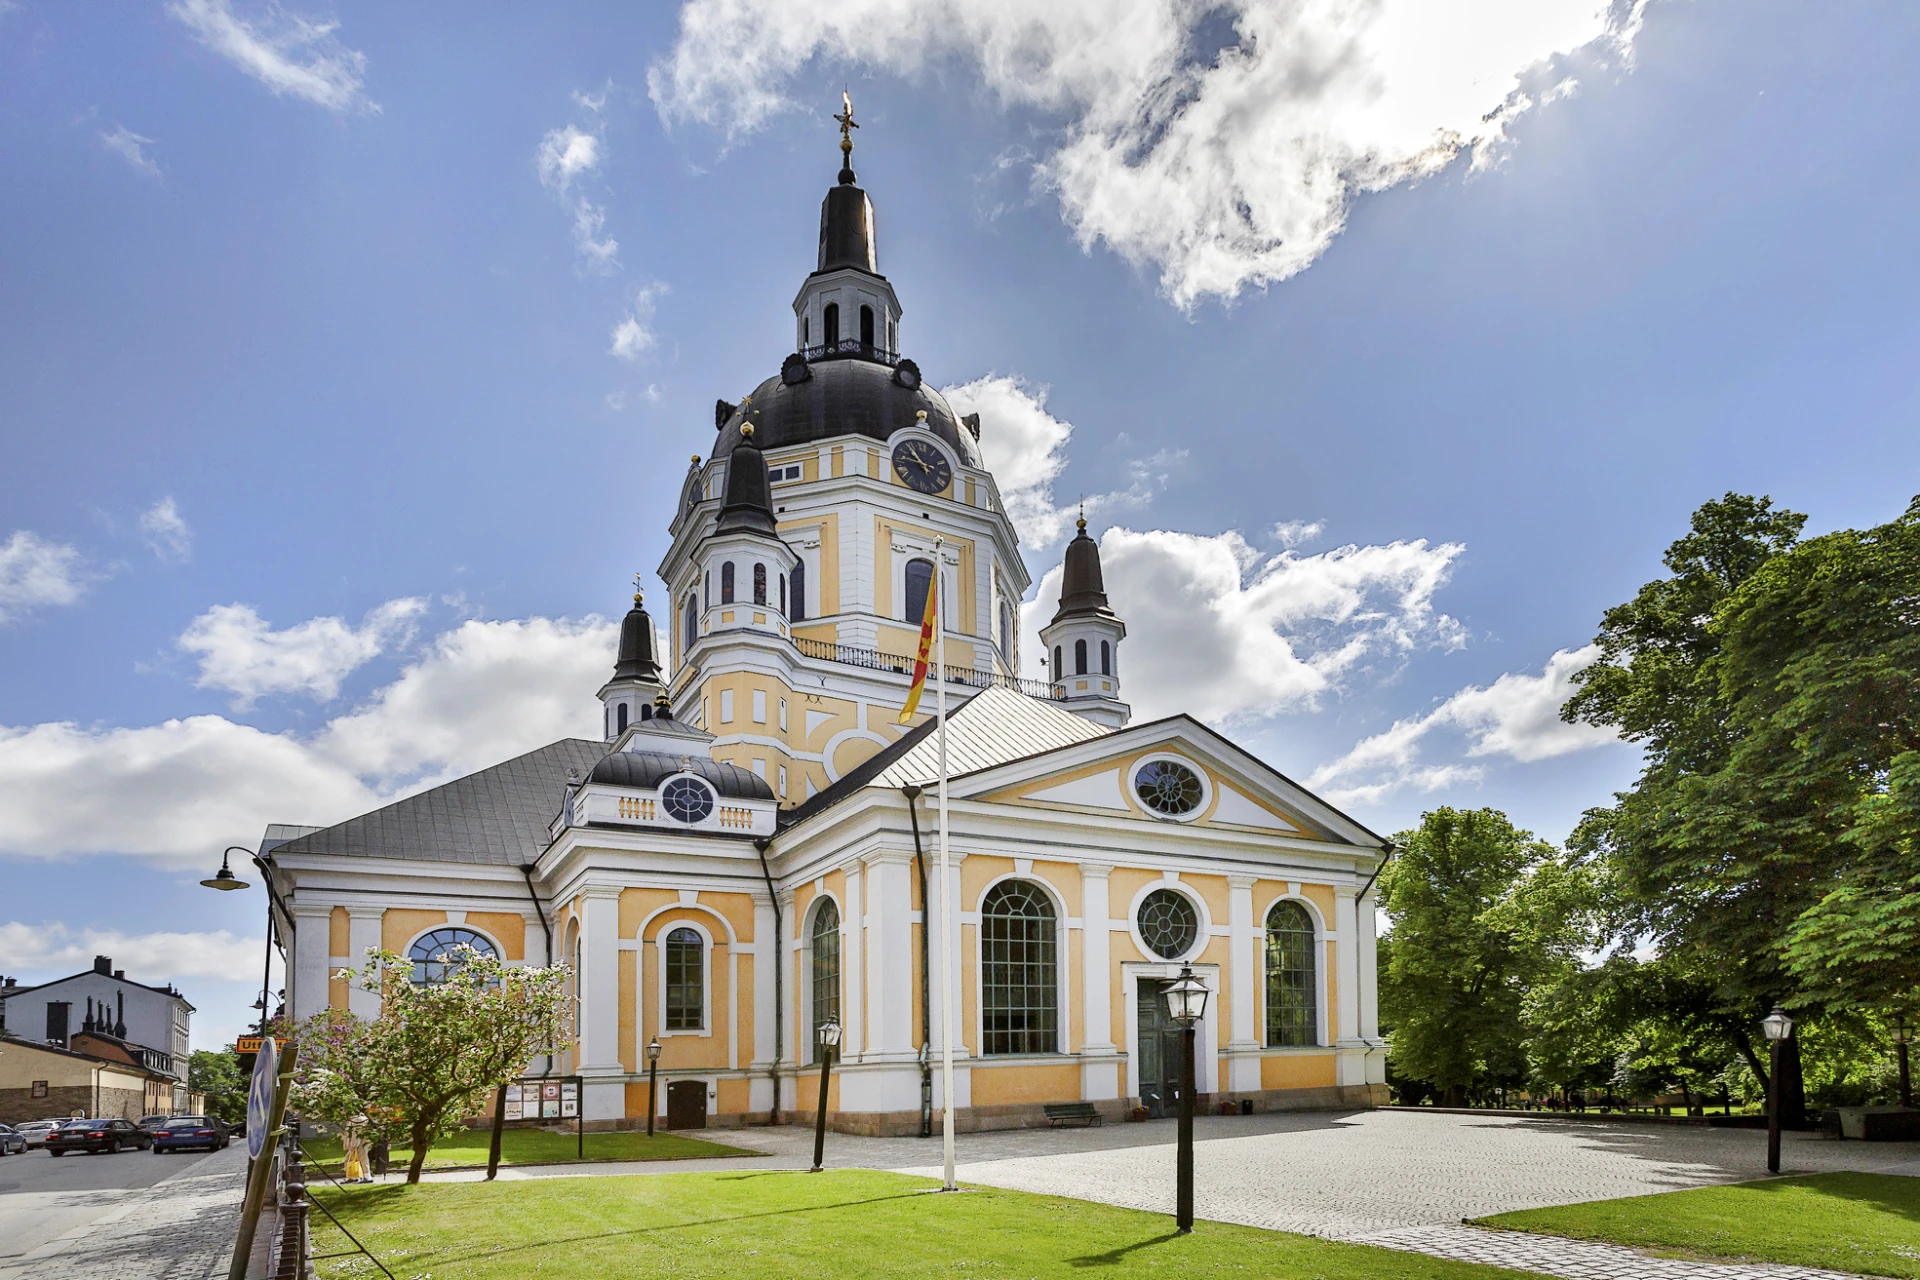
[269,132,1389,1134]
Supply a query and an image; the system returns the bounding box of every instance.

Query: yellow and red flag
[898,572,939,723]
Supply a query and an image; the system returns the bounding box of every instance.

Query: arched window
[779,572,786,614]
[903,558,934,625]
[859,304,875,349]
[408,928,499,985]
[980,881,1058,1055]
[1101,640,1111,676]
[1265,901,1318,1047]
[1074,638,1088,675]
[1053,646,1063,680]
[999,603,1013,662]
[683,594,698,655]
[802,316,809,346]
[721,561,735,604]
[823,302,840,347]
[810,899,840,1060]
[753,562,767,605]
[616,702,629,734]
[703,571,710,608]
[791,563,807,621]
[664,927,704,1031]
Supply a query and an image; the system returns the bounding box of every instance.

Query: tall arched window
[791,563,807,621]
[703,571,710,608]
[859,304,875,349]
[664,927,704,1031]
[999,603,1013,662]
[753,562,767,605]
[1101,640,1111,676]
[1074,638,1088,675]
[980,881,1058,1055]
[616,703,629,734]
[903,558,934,624]
[779,572,787,614]
[408,928,499,985]
[802,315,809,345]
[1265,901,1318,1047]
[721,561,735,604]
[823,303,840,347]
[683,594,698,655]
[1053,646,1063,680]
[810,899,840,1060]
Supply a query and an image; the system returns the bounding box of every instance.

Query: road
[0,1144,229,1277]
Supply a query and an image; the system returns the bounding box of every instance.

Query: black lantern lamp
[811,1018,842,1173]
[1761,1006,1795,1173]
[1163,966,1210,1234]
[646,1037,663,1138]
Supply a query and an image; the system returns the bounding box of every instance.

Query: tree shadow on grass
[1065,1232,1187,1267]
[1719,1171,1920,1226]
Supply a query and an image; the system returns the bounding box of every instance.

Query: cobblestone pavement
[0,1144,248,1280]
[1352,1224,1861,1280]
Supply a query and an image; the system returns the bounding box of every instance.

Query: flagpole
[936,538,955,1191]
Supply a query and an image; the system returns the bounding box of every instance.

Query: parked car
[15,1120,66,1150]
[136,1115,173,1139]
[44,1117,150,1155]
[0,1124,26,1156]
[151,1116,230,1153]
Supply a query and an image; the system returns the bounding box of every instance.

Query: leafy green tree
[1378,807,1594,1105]
[291,946,571,1183]
[189,1048,247,1123]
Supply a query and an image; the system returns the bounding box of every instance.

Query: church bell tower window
[721,562,735,604]
[1075,639,1088,675]
[616,703,628,734]
[904,558,934,624]
[860,305,875,351]
[823,302,839,347]
[792,563,807,621]
[753,562,767,605]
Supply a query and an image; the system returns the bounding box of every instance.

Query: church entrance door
[1135,980,1182,1119]
[666,1080,708,1130]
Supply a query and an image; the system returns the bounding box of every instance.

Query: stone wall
[0,1083,146,1125]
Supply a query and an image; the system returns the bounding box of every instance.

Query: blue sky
[3,0,1917,1048]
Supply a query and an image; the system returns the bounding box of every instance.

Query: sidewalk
[0,1144,249,1280]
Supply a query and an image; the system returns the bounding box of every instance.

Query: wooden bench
[1043,1102,1102,1128]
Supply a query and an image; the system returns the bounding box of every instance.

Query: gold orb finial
[690,453,700,464]
[915,409,928,422]
[740,422,755,438]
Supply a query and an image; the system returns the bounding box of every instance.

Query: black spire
[715,423,778,537]
[1053,515,1114,623]
[818,92,877,274]
[612,585,661,682]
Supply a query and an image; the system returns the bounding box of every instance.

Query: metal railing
[794,636,1059,701]
[797,338,899,365]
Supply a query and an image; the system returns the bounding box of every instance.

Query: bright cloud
[0,921,264,986]
[139,497,192,562]
[167,0,375,113]
[651,0,1644,306]
[610,283,668,361]
[1025,525,1465,724]
[100,126,161,177]
[0,530,89,623]
[537,121,619,271]
[1307,644,1618,805]
[0,615,614,867]
[178,597,427,708]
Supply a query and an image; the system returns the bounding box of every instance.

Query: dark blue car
[151,1116,230,1153]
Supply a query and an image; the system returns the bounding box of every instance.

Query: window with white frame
[810,899,840,1060]
[664,927,704,1031]
[1264,901,1318,1046]
[980,881,1058,1055]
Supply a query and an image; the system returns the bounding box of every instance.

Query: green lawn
[1478,1172,1920,1278]
[301,1126,752,1172]
[307,1169,1543,1280]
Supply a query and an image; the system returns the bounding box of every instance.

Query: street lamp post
[200,847,294,1041]
[1761,1006,1795,1174]
[646,1037,662,1138]
[1893,1014,1912,1110]
[1163,966,1211,1235]
[811,1019,841,1173]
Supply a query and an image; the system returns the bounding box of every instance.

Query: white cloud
[609,283,668,361]
[0,531,88,623]
[1307,644,1617,805]
[167,0,375,113]
[0,922,264,986]
[537,121,619,271]
[1026,525,1465,724]
[178,597,427,708]
[0,615,615,867]
[100,126,161,177]
[650,0,1644,306]
[139,497,192,562]
[1272,519,1325,549]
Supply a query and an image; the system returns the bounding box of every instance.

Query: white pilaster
[1079,864,1118,1100]
[578,887,625,1119]
[842,861,864,1060]
[290,905,332,1022]
[1333,885,1366,1087]
[864,852,915,1057]
[1226,874,1263,1092]
[346,910,382,1020]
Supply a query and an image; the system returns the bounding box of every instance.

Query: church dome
[611,593,661,681]
[712,358,983,469]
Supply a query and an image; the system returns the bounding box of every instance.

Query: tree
[291,947,570,1184]
[189,1048,247,1123]
[1378,807,1594,1106]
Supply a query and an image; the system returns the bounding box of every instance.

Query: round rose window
[1137,888,1199,960]
[1134,759,1204,817]
[662,776,715,824]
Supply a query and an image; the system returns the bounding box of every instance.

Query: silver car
[14,1120,66,1150]
[0,1124,26,1156]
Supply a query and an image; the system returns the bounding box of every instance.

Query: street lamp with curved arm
[200,846,296,1039]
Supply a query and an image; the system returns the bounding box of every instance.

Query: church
[269,117,1389,1135]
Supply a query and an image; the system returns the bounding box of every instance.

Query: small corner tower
[1039,514,1130,728]
[793,93,902,360]
[687,422,798,676]
[599,579,664,740]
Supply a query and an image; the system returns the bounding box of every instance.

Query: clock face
[891,439,952,494]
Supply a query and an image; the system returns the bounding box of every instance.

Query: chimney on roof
[93,956,112,976]
[113,969,124,979]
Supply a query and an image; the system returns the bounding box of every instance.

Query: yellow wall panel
[971,1063,1081,1106]
[466,912,526,961]
[381,909,446,954]
[717,1075,752,1115]
[328,907,348,956]
[1261,1053,1338,1090]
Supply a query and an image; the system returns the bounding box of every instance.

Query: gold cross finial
[632,572,645,606]
[834,91,858,161]
[1077,497,1087,533]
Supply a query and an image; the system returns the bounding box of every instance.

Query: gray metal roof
[869,686,1108,787]
[269,739,608,866]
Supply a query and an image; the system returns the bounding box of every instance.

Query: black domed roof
[714,430,778,537]
[611,594,661,681]
[712,358,983,469]
[1053,519,1115,624]
[588,750,774,801]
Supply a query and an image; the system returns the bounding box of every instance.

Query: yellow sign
[235,1037,283,1053]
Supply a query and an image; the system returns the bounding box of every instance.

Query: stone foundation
[789,1084,1383,1136]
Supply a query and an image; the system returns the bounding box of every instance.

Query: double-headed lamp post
[646,1037,663,1138]
[200,846,292,1042]
[1893,1014,1913,1110]
[1164,966,1211,1234]
[1761,1006,1795,1174]
[811,1019,842,1173]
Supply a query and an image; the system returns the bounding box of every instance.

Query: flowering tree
[292,946,570,1184]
